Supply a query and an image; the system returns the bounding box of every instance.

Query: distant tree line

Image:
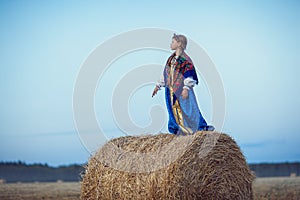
[0,161,84,183]
[0,161,299,183]
[249,162,300,177]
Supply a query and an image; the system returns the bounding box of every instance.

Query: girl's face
[170,38,181,50]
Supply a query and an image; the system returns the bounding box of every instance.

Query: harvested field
[0,177,299,199]
[253,177,300,200]
[0,182,80,200]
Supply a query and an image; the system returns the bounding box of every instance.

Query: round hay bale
[81,131,255,200]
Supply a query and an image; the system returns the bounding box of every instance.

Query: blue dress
[162,52,212,135]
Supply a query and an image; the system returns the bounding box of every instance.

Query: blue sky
[0,0,299,166]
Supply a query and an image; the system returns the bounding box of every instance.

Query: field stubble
[0,177,299,200]
[0,181,80,200]
[253,177,300,200]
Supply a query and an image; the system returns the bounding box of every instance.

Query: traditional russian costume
[157,52,214,135]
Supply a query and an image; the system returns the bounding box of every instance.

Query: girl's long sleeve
[156,75,165,90]
[183,76,197,90]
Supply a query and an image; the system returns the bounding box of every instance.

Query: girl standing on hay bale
[152,33,214,135]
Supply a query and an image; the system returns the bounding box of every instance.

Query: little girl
[152,33,214,135]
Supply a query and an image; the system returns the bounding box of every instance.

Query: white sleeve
[183,76,197,90]
[156,75,165,90]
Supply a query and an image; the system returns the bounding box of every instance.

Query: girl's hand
[181,88,189,99]
[152,86,159,97]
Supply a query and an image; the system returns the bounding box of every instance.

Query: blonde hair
[172,33,187,50]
